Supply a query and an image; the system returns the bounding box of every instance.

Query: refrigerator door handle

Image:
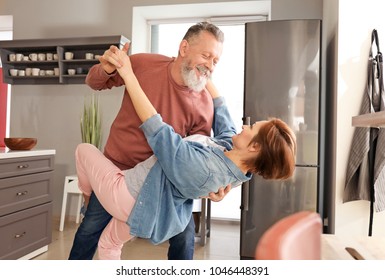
[240,116,251,211]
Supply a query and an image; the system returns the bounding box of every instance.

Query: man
[69,22,230,260]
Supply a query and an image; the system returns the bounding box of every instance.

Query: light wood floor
[32,217,241,260]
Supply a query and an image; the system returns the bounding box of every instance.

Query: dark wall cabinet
[0,35,129,85]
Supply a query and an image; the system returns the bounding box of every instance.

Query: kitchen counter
[322,234,385,260]
[0,147,55,259]
[0,148,56,159]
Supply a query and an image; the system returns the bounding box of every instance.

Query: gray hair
[183,22,224,43]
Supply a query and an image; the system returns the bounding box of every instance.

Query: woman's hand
[111,43,157,123]
[115,44,134,80]
[99,42,130,74]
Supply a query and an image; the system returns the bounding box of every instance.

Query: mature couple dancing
[69,22,296,260]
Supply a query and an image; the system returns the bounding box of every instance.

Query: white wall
[336,0,385,236]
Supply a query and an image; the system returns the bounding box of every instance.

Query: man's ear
[179,40,189,57]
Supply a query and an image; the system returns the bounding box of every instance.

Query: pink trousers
[75,143,136,260]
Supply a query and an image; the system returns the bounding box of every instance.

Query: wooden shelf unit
[0,35,130,85]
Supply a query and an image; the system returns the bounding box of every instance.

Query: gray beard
[181,64,209,92]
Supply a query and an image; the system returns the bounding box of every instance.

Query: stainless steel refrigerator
[240,19,324,259]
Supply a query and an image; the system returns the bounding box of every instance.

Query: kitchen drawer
[0,171,53,217]
[0,202,52,260]
[0,155,54,179]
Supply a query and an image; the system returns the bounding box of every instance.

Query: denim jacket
[128,97,252,244]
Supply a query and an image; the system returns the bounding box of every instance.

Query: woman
[75,47,297,260]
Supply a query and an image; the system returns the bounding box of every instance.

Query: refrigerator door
[241,19,321,259]
[243,19,320,166]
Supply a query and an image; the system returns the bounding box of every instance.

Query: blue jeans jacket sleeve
[212,97,237,145]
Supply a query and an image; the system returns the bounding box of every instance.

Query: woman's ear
[248,143,259,153]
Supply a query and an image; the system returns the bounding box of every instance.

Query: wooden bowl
[4,138,37,150]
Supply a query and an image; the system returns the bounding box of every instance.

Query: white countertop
[0,148,56,159]
[322,234,385,260]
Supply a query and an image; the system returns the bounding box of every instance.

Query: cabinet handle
[16,191,28,196]
[17,164,29,169]
[14,232,26,238]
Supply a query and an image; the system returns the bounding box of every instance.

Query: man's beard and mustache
[181,62,211,92]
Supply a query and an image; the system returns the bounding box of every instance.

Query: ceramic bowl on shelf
[9,69,18,76]
[4,137,37,150]
[68,69,76,75]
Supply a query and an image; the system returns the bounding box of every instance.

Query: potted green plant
[80,94,102,149]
